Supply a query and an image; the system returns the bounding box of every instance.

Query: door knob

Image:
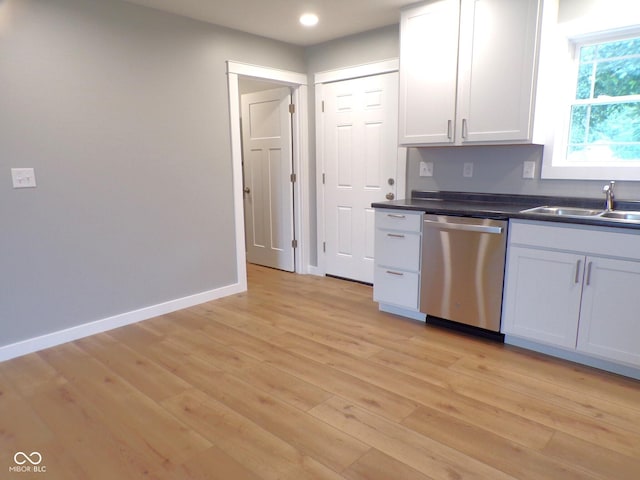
[386,192,395,200]
[243,187,251,194]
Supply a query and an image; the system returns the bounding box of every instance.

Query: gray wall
[407,145,640,201]
[0,0,304,347]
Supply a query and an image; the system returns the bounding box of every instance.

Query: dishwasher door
[420,215,507,332]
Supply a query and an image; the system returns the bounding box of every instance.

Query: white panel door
[322,72,398,284]
[241,87,294,272]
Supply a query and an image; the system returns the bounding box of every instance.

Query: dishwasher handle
[423,219,503,235]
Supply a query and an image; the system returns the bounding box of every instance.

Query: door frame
[227,61,309,289]
[314,58,404,276]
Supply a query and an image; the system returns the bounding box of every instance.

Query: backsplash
[406,145,640,201]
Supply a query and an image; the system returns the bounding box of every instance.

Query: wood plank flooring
[2,264,640,479]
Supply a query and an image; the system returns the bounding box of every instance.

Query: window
[542,28,640,180]
[567,35,640,163]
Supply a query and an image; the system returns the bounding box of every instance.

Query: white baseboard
[0,282,246,363]
[379,303,427,322]
[307,265,324,276]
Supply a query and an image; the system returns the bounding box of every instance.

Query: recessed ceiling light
[299,13,319,27]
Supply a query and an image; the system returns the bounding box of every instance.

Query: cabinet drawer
[373,267,420,309]
[375,228,421,270]
[375,210,422,232]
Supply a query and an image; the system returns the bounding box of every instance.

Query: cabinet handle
[585,261,593,286]
[574,260,582,284]
[387,233,405,238]
[462,118,468,139]
[386,270,404,276]
[447,120,452,139]
[387,214,405,219]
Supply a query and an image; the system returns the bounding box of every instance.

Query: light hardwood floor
[2,264,640,479]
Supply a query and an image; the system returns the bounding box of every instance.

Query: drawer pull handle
[586,261,593,286]
[386,270,404,276]
[387,214,406,219]
[574,260,581,284]
[387,233,405,238]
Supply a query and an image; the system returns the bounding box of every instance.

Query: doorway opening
[227,62,309,291]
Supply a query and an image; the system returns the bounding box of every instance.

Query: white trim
[505,335,640,381]
[0,283,244,362]
[227,61,309,276]
[314,59,399,84]
[315,82,327,275]
[227,72,249,289]
[228,61,307,86]
[292,85,311,273]
[379,303,427,322]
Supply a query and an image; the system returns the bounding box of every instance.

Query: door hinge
[289,103,295,114]
[321,100,325,113]
[322,173,326,185]
[292,239,298,249]
[290,173,296,183]
[323,241,326,253]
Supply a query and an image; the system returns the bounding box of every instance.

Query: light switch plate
[419,161,433,177]
[523,161,536,179]
[11,168,37,188]
[463,162,473,178]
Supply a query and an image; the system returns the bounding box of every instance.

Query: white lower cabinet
[502,220,640,371]
[373,209,425,320]
[577,257,640,366]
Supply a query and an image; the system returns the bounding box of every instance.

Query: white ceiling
[122,0,413,46]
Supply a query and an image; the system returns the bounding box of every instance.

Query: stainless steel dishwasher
[420,214,507,333]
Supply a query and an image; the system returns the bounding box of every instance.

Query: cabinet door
[577,257,640,367]
[457,0,541,143]
[399,0,460,145]
[502,247,583,348]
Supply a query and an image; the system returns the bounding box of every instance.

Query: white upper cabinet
[399,0,460,144]
[399,0,543,146]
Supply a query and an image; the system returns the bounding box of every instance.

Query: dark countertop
[372,191,640,230]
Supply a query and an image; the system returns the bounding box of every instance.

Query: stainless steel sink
[521,206,604,217]
[600,211,640,221]
[521,205,640,222]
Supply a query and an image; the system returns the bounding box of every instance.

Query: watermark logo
[9,452,47,473]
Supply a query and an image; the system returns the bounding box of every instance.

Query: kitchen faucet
[603,181,615,211]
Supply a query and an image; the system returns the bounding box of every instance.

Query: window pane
[580,44,596,62]
[611,144,640,160]
[587,102,640,143]
[568,105,588,144]
[576,63,593,99]
[564,34,640,166]
[595,38,640,59]
[594,58,640,97]
[568,102,640,161]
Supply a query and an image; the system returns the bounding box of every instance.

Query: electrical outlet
[11,168,37,188]
[463,162,473,178]
[419,161,433,177]
[523,161,536,179]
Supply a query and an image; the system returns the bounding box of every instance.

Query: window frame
[541,26,640,180]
